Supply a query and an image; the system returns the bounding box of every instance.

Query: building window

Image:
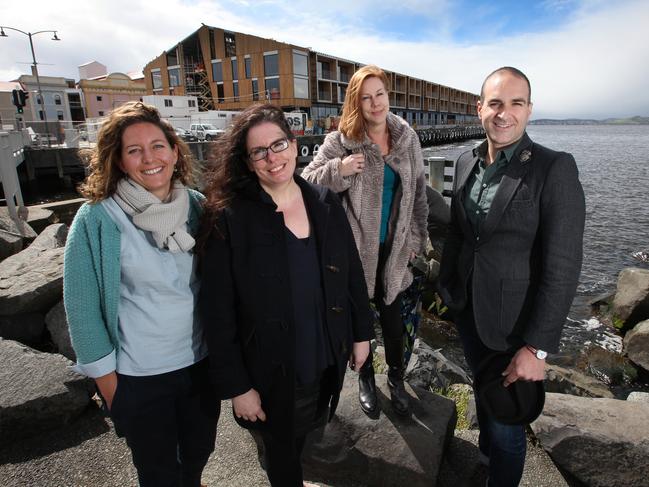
[39,110,44,120]
[293,51,308,77]
[231,58,238,81]
[151,69,162,90]
[209,29,216,60]
[166,48,178,67]
[217,83,224,103]
[252,79,259,101]
[233,81,239,101]
[96,95,102,102]
[168,66,181,87]
[57,110,64,121]
[98,111,104,116]
[265,77,280,100]
[245,57,251,79]
[264,53,279,77]
[212,61,223,82]
[294,77,309,99]
[317,60,332,80]
[224,31,236,57]
[188,99,196,108]
[164,99,173,107]
[338,85,347,103]
[37,95,43,105]
[54,94,62,105]
[293,50,309,99]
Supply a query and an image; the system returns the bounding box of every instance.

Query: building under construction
[143,25,479,128]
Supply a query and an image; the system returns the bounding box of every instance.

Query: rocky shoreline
[1,203,648,486]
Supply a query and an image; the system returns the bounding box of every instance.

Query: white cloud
[1,0,647,118]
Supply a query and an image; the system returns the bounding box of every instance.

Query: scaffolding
[184,61,214,111]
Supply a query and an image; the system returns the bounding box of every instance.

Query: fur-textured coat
[302,112,428,304]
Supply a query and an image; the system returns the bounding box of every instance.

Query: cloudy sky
[1,0,647,119]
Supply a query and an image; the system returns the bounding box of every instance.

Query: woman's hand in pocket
[95,371,119,410]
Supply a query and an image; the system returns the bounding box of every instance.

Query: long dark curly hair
[201,103,295,223]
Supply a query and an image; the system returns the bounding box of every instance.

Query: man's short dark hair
[480,67,531,103]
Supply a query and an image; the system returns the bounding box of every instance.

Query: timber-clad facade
[143,25,479,128]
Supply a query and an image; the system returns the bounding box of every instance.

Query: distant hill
[530,116,649,125]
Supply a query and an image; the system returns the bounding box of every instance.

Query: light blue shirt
[99,197,207,376]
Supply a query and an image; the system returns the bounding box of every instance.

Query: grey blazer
[438,133,585,353]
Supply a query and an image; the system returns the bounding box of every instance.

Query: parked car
[174,127,198,142]
[189,123,225,141]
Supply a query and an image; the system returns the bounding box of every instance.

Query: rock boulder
[302,370,457,487]
[612,267,649,327]
[0,312,46,344]
[0,224,67,316]
[45,300,75,361]
[623,319,649,371]
[531,392,649,487]
[545,363,613,398]
[0,210,37,262]
[24,206,57,234]
[0,338,93,442]
[406,338,471,390]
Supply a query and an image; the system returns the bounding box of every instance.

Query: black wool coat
[438,133,585,353]
[199,175,373,441]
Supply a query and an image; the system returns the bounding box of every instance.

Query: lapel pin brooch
[520,150,531,162]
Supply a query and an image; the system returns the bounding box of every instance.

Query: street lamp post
[1,26,61,147]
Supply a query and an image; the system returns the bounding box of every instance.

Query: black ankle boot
[358,360,377,414]
[388,366,409,416]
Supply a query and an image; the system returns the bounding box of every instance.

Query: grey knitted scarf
[113,178,195,253]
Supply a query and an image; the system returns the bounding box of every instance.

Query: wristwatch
[526,345,548,360]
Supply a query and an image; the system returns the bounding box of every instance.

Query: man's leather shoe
[388,366,409,416]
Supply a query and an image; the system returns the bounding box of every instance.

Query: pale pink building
[77,62,146,118]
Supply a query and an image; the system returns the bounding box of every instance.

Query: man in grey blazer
[438,67,585,486]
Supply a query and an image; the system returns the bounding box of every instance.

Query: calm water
[424,125,649,354]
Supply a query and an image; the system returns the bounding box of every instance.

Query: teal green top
[464,140,521,236]
[63,189,204,378]
[380,162,399,243]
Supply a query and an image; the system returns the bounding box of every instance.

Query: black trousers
[261,373,330,487]
[374,243,404,368]
[109,359,220,487]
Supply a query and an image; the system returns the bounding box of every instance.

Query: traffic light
[11,89,28,114]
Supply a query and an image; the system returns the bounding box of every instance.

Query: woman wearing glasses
[198,104,372,487]
[302,65,428,416]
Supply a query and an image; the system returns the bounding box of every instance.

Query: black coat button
[331,306,344,313]
[326,264,340,273]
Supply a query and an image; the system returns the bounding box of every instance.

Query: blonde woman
[302,65,428,416]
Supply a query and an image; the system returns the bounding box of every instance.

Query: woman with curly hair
[64,101,219,487]
[198,103,372,486]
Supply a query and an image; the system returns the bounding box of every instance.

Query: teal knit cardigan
[63,189,204,370]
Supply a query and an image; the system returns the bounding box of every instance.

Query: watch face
[536,349,548,360]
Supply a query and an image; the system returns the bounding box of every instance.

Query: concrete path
[0,401,574,487]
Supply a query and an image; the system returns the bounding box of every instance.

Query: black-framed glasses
[248,138,290,162]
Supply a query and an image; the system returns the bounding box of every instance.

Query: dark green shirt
[464,140,521,236]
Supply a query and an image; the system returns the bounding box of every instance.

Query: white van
[189,123,225,141]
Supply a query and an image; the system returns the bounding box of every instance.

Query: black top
[199,175,374,442]
[284,227,333,384]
